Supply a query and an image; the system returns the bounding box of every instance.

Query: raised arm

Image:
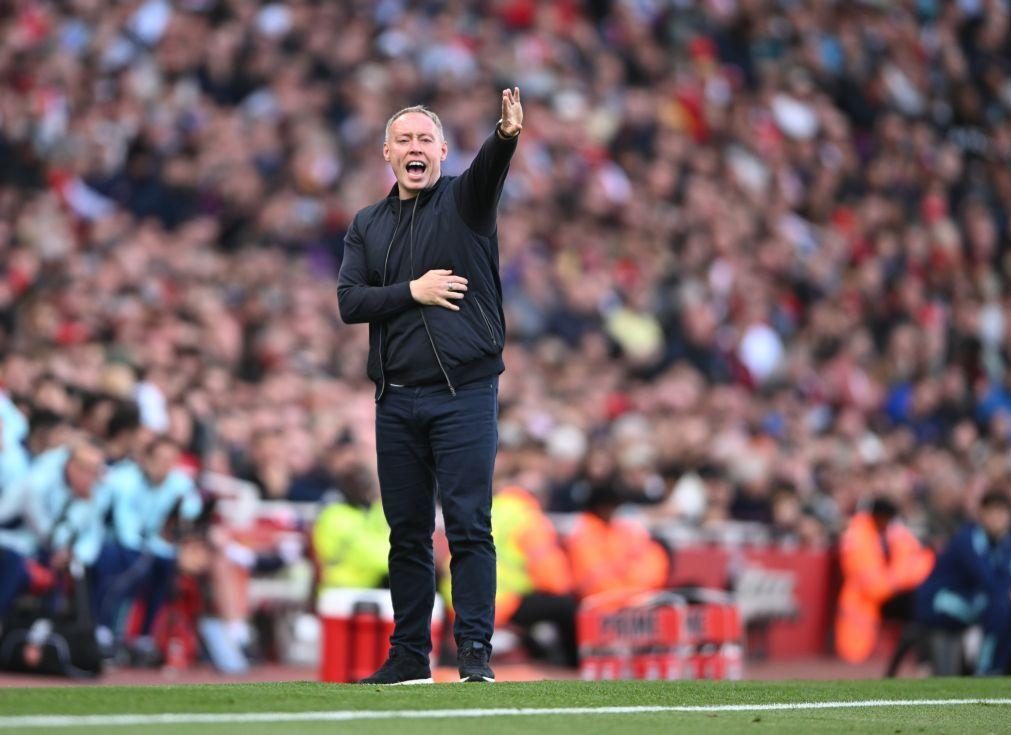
[453,87,522,236]
[336,214,415,324]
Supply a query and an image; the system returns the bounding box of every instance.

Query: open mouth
[406,161,427,175]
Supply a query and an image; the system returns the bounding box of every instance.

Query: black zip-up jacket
[337,129,518,400]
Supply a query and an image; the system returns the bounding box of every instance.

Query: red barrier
[668,546,834,659]
[318,589,443,682]
[577,590,744,680]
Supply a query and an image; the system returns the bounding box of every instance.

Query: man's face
[67,447,105,498]
[143,443,179,486]
[383,112,447,198]
[980,503,1011,540]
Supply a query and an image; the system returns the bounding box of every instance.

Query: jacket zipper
[409,196,456,396]
[376,199,403,402]
[475,299,498,346]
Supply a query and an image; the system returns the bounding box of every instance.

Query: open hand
[499,87,523,137]
[410,269,468,311]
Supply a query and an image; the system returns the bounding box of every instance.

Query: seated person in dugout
[89,436,203,661]
[0,440,107,619]
[915,489,1011,676]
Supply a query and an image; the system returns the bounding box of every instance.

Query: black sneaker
[358,649,433,685]
[128,636,164,668]
[458,640,495,682]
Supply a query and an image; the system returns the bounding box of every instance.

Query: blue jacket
[0,447,105,564]
[916,523,1011,624]
[100,461,202,558]
[0,390,31,548]
[0,392,28,445]
[0,434,30,495]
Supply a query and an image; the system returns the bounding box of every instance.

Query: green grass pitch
[1,678,1009,734]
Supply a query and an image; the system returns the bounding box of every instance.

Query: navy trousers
[0,546,29,619]
[917,589,1011,675]
[89,541,176,636]
[376,377,498,663]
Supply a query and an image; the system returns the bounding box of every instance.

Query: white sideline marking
[1,699,1009,729]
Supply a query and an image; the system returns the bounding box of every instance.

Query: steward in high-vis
[835,498,934,663]
[566,483,669,600]
[441,485,578,667]
[313,497,389,591]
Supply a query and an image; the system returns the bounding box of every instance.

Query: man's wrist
[496,120,521,139]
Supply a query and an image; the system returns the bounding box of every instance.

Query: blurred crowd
[4,0,1011,668]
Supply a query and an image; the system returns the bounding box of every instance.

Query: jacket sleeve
[337,214,415,324]
[886,524,934,590]
[954,527,1006,598]
[72,505,104,567]
[452,129,518,236]
[0,474,29,524]
[24,473,56,542]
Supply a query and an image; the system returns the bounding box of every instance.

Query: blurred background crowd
[3,0,1011,674]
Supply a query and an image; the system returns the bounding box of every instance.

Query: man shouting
[337,88,523,684]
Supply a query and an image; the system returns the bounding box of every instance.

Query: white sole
[389,678,434,686]
[460,676,495,682]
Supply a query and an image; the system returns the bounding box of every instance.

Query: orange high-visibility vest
[835,512,934,663]
[493,486,573,624]
[440,486,573,626]
[567,512,669,599]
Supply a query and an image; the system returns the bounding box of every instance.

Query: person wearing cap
[915,490,1011,675]
[834,497,935,663]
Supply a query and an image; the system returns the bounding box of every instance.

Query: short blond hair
[385,105,444,142]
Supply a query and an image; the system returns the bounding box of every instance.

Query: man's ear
[383,141,390,162]
[441,140,448,161]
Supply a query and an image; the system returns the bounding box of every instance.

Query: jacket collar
[386,176,446,207]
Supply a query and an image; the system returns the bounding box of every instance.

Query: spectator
[101,399,143,468]
[0,1,1009,546]
[237,428,292,500]
[767,482,828,546]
